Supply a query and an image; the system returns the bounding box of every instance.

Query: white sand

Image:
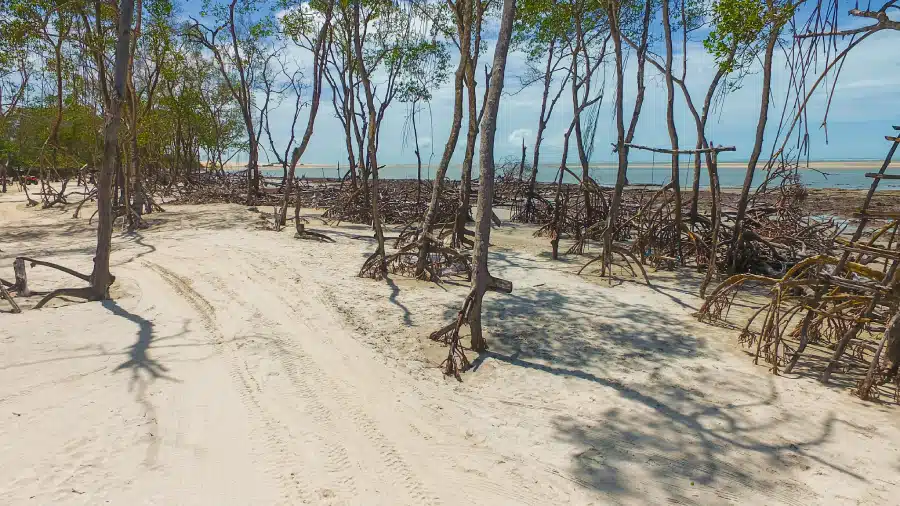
[1,187,899,505]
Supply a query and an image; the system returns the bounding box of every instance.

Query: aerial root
[429,289,477,380]
[359,250,388,280]
[0,283,20,313]
[34,287,97,309]
[383,240,471,282]
[577,244,650,284]
[296,229,335,242]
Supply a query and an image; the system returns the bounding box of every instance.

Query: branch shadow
[385,276,412,326]
[104,300,177,386]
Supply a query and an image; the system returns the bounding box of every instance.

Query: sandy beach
[2,186,899,505]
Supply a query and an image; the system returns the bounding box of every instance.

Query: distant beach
[262,160,900,190]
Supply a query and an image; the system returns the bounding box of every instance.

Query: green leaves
[704,0,797,73]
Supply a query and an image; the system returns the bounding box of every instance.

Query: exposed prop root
[34,287,97,309]
[429,289,477,380]
[385,240,471,282]
[19,257,92,282]
[577,244,650,284]
[359,250,388,280]
[0,283,20,313]
[295,228,335,242]
[294,200,334,243]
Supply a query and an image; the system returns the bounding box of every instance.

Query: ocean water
[263,162,899,190]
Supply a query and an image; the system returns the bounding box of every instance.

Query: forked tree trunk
[468,0,515,351]
[524,41,570,223]
[93,0,135,299]
[602,0,650,272]
[454,3,486,249]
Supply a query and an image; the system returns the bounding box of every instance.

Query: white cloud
[508,128,532,146]
[260,22,900,169]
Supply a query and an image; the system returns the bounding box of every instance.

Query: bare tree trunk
[278,3,333,228]
[412,101,422,207]
[729,27,779,273]
[524,43,570,223]
[699,150,721,298]
[414,0,472,277]
[550,124,575,260]
[453,56,481,249]
[93,0,135,299]
[661,0,682,262]
[126,0,143,232]
[468,0,515,352]
[352,0,387,278]
[572,60,592,224]
[524,42,556,221]
[517,137,526,182]
[603,0,628,275]
[601,0,651,272]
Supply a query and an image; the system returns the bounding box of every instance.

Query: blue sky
[188,1,900,169]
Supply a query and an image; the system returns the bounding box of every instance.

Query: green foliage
[704,0,797,73]
[3,104,102,171]
[396,39,451,103]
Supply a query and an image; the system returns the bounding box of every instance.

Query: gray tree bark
[415,0,473,277]
[468,0,515,351]
[93,0,135,299]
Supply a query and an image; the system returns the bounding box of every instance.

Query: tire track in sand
[243,250,564,506]
[205,275,360,499]
[220,259,440,505]
[143,261,321,505]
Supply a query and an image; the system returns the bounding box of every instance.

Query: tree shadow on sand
[105,300,178,386]
[439,250,873,504]
[548,373,867,504]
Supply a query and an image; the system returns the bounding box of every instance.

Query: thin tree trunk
[412,101,422,207]
[453,54,481,249]
[517,137,526,182]
[126,0,143,232]
[729,27,779,273]
[415,0,472,277]
[525,39,567,222]
[93,0,135,299]
[551,125,575,260]
[603,0,628,275]
[278,3,333,227]
[468,0,515,352]
[662,0,682,262]
[352,0,387,277]
[699,150,721,298]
